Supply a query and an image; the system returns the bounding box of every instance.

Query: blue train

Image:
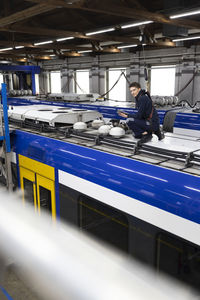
[0,97,199,289]
[7,96,200,132]
[0,102,197,291]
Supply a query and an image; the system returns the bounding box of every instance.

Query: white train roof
[48,92,101,102]
[8,105,103,126]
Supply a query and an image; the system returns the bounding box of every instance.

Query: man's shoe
[154,128,164,140]
[138,133,152,146]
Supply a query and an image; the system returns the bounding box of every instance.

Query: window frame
[150,65,176,96]
[49,70,61,93]
[75,69,90,94]
[107,67,127,101]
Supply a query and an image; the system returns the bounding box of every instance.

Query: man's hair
[129,82,141,89]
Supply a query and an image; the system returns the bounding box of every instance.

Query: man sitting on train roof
[118,82,164,144]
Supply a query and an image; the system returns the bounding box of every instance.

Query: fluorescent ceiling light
[78,50,93,53]
[50,54,56,56]
[0,47,13,51]
[86,28,115,36]
[172,36,200,42]
[85,20,153,36]
[117,44,138,49]
[34,40,53,45]
[170,9,200,19]
[56,37,74,42]
[121,20,153,29]
[15,46,24,49]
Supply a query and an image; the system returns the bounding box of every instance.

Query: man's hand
[117,110,128,118]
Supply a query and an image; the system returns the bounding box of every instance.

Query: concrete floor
[2,266,40,300]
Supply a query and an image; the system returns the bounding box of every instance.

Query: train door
[20,167,37,209]
[19,154,56,220]
[36,174,56,218]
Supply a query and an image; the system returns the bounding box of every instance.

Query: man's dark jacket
[128,89,160,131]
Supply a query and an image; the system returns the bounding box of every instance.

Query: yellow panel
[36,174,56,220]
[20,167,37,211]
[19,154,55,181]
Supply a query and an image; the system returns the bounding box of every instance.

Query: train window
[39,186,52,213]
[59,184,80,226]
[156,232,200,289]
[20,167,37,208]
[79,195,129,252]
[36,174,55,218]
[23,178,34,205]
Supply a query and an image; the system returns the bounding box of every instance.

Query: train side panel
[10,129,200,288]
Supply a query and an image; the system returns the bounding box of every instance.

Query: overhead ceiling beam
[0,40,176,60]
[0,53,52,61]
[25,0,200,30]
[0,40,27,47]
[0,37,175,56]
[0,35,175,54]
[0,3,55,27]
[0,39,93,52]
[2,50,54,55]
[0,25,139,43]
[7,44,93,53]
[0,53,27,59]
[5,25,87,39]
